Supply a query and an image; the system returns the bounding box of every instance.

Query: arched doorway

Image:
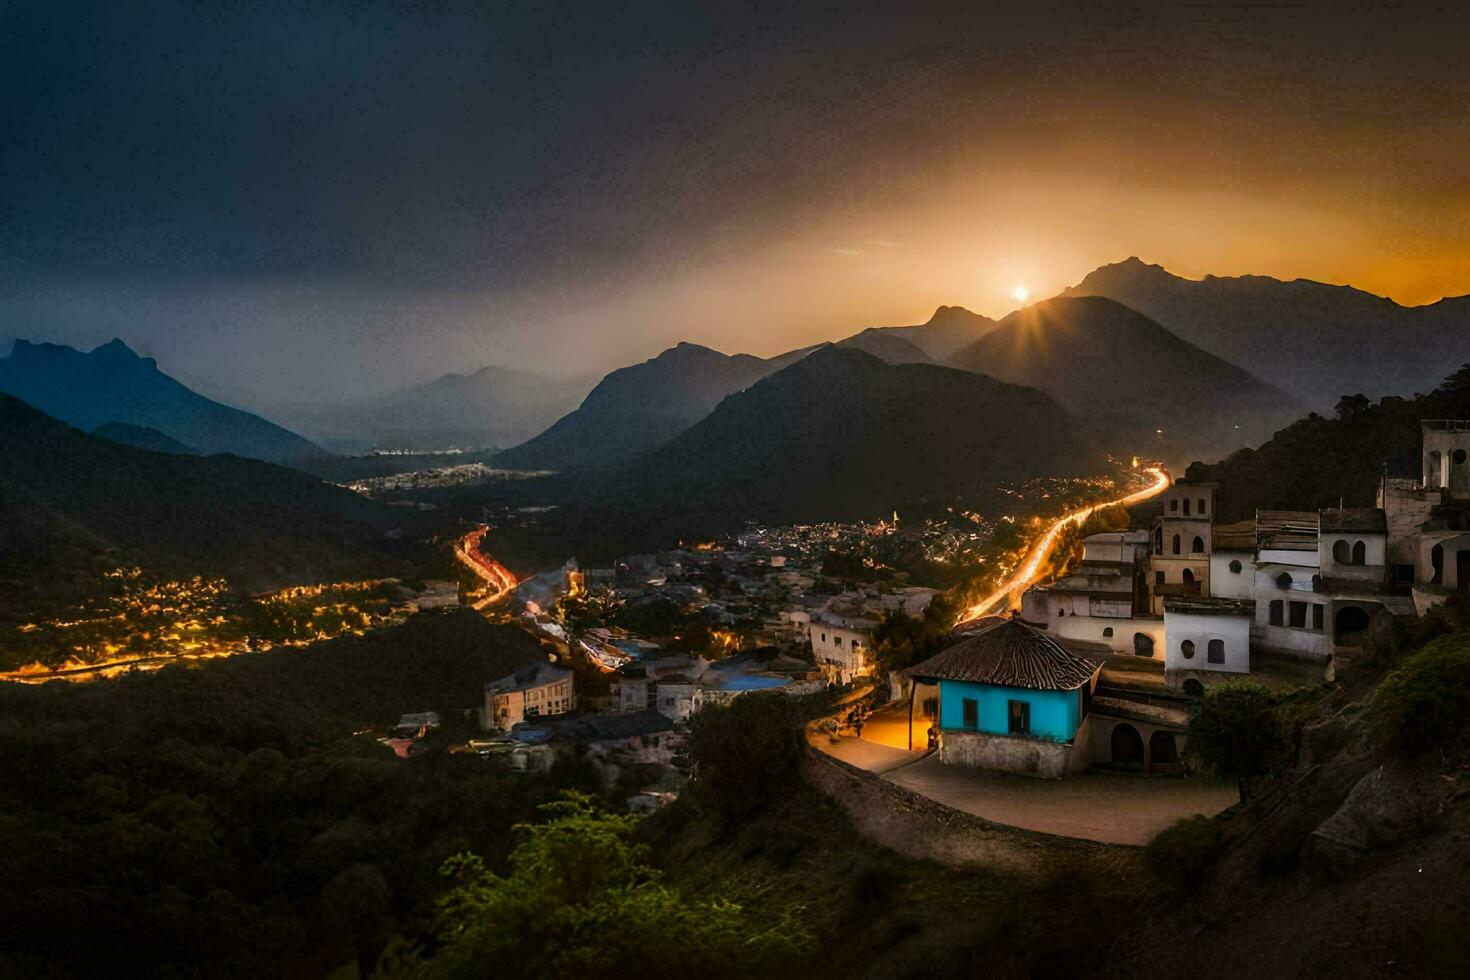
[1111,723,1144,767]
[1134,632,1154,657]
[1149,731,1178,768]
[1432,543,1445,584]
[1182,678,1205,697]
[1335,606,1371,643]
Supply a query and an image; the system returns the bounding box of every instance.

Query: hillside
[0,339,325,463]
[91,421,197,455]
[869,305,998,360]
[1186,365,1470,522]
[494,342,798,472]
[832,329,933,364]
[586,346,1094,535]
[946,296,1299,459]
[0,395,437,618]
[278,365,593,453]
[1065,257,1470,407]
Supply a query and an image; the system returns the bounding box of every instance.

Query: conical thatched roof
[903,616,1104,691]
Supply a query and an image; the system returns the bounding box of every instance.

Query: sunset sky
[3,2,1467,404]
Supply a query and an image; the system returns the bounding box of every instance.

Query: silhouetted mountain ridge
[0,339,325,463]
[1065,257,1470,406]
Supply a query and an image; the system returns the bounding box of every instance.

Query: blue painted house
[904,615,1106,777]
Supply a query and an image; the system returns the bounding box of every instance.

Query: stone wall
[937,727,1081,779]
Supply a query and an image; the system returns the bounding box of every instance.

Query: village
[375,420,1470,844]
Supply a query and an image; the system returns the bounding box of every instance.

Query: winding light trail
[454,525,518,609]
[955,465,1171,624]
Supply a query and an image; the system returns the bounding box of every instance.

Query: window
[1181,639,1195,658]
[1289,601,1308,628]
[1198,498,1207,515]
[1352,540,1366,565]
[1457,449,1467,465]
[1229,559,1243,574]
[1102,627,1114,638]
[1172,533,1181,555]
[833,636,843,648]
[962,698,978,730]
[1183,568,1195,585]
[1192,536,1205,554]
[1207,639,1225,664]
[1183,498,1191,516]
[1333,539,1350,564]
[821,632,827,642]
[1276,572,1293,589]
[1170,499,1179,512]
[1155,571,1165,585]
[1269,599,1284,626]
[1008,700,1030,734]
[1312,604,1324,630]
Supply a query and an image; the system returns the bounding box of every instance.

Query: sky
[3,1,1468,406]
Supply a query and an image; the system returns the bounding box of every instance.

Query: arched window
[1207,639,1225,664]
[1183,568,1196,585]
[1229,559,1242,574]
[1134,632,1154,656]
[1352,540,1366,565]
[1154,527,1163,555]
[1432,543,1445,584]
[1172,533,1181,555]
[1192,536,1204,554]
[1180,639,1195,658]
[1102,627,1114,638]
[1332,539,1351,564]
[1276,572,1293,590]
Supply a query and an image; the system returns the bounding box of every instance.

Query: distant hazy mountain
[833,329,933,364]
[587,345,1091,534]
[946,296,1299,458]
[865,305,998,360]
[279,365,593,453]
[91,422,197,455]
[494,342,803,472]
[1064,257,1470,407]
[0,339,325,464]
[0,395,430,616]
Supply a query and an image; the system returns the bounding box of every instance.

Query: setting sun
[1011,284,1030,304]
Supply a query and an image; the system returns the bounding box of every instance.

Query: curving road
[454,525,518,609]
[955,465,1170,623]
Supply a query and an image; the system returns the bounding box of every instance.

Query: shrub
[1186,681,1282,778]
[1143,815,1224,888]
[1372,634,1470,751]
[687,693,806,819]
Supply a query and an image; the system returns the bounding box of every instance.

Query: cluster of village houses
[900,420,1470,778]
[440,420,1470,788]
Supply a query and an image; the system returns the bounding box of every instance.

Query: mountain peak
[94,337,140,357]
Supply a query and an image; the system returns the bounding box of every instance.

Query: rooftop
[1319,507,1387,533]
[1163,596,1255,617]
[486,660,572,694]
[1212,519,1257,551]
[905,616,1105,691]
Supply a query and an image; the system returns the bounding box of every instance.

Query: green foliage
[873,591,959,674]
[0,612,582,977]
[421,792,809,979]
[1373,633,1470,750]
[687,693,806,819]
[1143,815,1224,888]
[1186,681,1283,778]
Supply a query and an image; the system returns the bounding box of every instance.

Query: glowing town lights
[955,465,1170,624]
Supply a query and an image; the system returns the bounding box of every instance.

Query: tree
[421,792,808,979]
[1185,681,1282,779]
[686,694,806,819]
[872,591,959,674]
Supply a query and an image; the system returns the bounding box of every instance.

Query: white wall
[1056,614,1164,658]
[1209,552,1256,600]
[1318,533,1387,580]
[810,623,874,683]
[1163,610,1251,674]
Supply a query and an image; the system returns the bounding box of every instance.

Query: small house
[903,616,1106,778]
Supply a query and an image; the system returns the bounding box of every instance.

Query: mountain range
[577,345,1094,536]
[865,304,998,360]
[0,339,325,464]
[276,365,594,453]
[0,394,433,618]
[946,296,1300,458]
[1065,257,1470,407]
